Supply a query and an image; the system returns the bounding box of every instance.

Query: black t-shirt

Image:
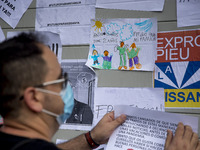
[0,131,60,150]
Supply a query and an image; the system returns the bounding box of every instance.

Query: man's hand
[165,122,200,150]
[90,111,126,144]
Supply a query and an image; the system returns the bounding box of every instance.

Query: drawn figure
[126,42,142,70]
[91,49,100,65]
[101,50,113,69]
[117,41,127,70]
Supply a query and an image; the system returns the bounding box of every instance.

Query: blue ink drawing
[135,19,153,32]
[120,23,133,41]
[106,22,134,42]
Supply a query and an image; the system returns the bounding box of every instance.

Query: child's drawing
[86,18,157,71]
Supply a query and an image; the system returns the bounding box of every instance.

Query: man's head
[0,33,49,119]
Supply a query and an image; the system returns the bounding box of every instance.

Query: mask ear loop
[42,109,59,118]
[35,88,61,96]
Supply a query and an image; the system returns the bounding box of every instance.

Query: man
[0,32,199,150]
[0,32,126,150]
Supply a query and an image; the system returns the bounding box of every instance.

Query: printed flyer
[154,29,200,108]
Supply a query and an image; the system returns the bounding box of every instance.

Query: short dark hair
[0,32,48,118]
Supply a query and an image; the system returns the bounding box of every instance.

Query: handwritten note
[93,87,164,126]
[106,105,198,150]
[0,0,32,28]
[177,0,200,27]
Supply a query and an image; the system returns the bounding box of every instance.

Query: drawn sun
[92,19,104,32]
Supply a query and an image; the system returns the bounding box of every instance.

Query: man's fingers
[112,114,126,128]
[190,132,199,149]
[183,125,193,140]
[174,122,184,139]
[164,130,173,149]
[196,141,200,150]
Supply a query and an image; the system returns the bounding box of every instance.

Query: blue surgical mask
[36,82,74,125]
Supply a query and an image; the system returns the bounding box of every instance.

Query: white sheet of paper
[0,0,32,28]
[106,105,198,150]
[86,18,157,71]
[36,0,96,8]
[177,0,200,27]
[96,0,165,11]
[7,31,62,63]
[59,59,97,131]
[93,87,164,126]
[35,5,95,45]
[56,139,68,144]
[0,26,5,42]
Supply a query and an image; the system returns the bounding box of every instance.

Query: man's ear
[23,87,43,112]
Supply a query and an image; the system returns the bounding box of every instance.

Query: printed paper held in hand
[106,105,198,150]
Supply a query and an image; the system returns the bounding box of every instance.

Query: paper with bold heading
[177,0,200,27]
[35,5,95,45]
[93,87,164,127]
[7,31,62,63]
[155,29,200,109]
[86,18,157,71]
[96,0,165,11]
[0,0,33,28]
[0,26,5,42]
[106,105,198,150]
[36,0,96,8]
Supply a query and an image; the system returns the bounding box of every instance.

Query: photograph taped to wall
[60,59,97,130]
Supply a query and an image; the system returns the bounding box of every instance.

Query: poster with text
[60,59,97,130]
[86,18,157,71]
[106,105,198,150]
[93,87,164,127]
[177,0,200,27]
[35,5,95,45]
[154,29,200,108]
[36,0,96,8]
[96,0,165,11]
[0,0,32,28]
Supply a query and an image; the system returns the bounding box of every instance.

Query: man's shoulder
[0,131,60,150]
